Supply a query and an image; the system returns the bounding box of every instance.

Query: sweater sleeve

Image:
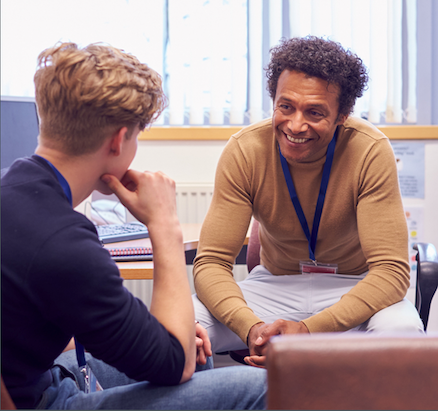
[302,138,411,332]
[193,138,263,343]
[30,222,185,385]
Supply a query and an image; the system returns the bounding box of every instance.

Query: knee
[192,294,213,324]
[365,300,425,334]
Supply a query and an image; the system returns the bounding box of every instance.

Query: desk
[107,223,250,280]
[105,224,201,280]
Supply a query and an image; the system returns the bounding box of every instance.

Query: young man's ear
[108,127,128,156]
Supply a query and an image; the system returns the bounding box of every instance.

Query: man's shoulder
[225,118,274,159]
[1,156,52,187]
[341,117,387,142]
[1,156,97,268]
[231,118,273,141]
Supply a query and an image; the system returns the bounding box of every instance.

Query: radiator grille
[175,184,214,224]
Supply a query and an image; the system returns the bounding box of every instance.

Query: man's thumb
[101,174,121,194]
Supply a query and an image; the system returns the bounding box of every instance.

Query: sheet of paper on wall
[391,142,425,199]
[404,206,425,289]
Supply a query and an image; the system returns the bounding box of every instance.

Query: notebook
[107,246,153,262]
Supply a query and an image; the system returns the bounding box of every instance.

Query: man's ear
[336,113,348,125]
[108,127,128,156]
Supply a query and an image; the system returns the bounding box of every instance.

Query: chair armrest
[413,243,438,329]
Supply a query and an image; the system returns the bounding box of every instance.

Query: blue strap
[75,340,87,368]
[35,155,73,206]
[279,128,338,262]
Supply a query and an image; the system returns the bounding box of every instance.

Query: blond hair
[34,42,166,155]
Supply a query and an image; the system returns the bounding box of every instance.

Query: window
[2,0,435,125]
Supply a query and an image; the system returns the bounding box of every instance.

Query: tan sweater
[193,117,410,344]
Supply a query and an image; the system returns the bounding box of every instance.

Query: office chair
[226,220,438,364]
[414,242,438,330]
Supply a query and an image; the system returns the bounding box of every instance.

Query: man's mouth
[286,133,310,144]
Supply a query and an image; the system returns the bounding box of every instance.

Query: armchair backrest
[267,333,438,410]
[246,219,261,273]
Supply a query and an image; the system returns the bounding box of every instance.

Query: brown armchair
[267,333,438,410]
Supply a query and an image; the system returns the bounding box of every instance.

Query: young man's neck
[35,145,102,208]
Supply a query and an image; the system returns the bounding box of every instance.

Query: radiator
[124,183,216,303]
[175,183,215,224]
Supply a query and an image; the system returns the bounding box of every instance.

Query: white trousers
[193,265,424,353]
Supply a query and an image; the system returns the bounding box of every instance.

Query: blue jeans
[37,350,266,409]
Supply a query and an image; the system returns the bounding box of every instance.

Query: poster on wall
[391,142,425,198]
[404,206,425,289]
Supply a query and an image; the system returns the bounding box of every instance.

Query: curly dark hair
[266,36,368,118]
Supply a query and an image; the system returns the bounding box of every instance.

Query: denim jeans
[37,350,266,409]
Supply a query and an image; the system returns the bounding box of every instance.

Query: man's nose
[286,112,309,134]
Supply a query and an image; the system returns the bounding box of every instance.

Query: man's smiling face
[272,70,347,164]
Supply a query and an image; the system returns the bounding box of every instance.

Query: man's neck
[34,145,101,208]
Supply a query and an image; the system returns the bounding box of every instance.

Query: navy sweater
[1,156,184,409]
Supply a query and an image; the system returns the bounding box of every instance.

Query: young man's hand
[101,169,178,230]
[195,322,212,365]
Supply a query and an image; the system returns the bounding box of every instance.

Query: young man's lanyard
[35,156,87,370]
[279,127,338,264]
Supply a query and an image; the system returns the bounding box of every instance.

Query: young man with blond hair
[1,42,266,410]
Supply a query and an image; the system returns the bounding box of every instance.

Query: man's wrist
[299,321,310,333]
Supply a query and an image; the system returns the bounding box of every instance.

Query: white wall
[130,140,228,184]
[132,138,438,332]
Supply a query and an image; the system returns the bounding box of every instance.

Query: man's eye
[310,111,323,117]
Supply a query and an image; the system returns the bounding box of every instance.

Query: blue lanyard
[279,128,338,262]
[35,155,73,206]
[36,155,85,366]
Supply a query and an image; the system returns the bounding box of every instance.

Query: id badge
[300,260,338,275]
[80,364,104,393]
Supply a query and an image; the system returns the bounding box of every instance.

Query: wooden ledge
[377,125,438,139]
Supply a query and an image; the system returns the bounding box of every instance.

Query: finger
[119,170,139,192]
[255,323,282,346]
[250,343,268,358]
[195,324,212,357]
[255,333,271,347]
[101,174,132,202]
[244,355,266,369]
[203,338,212,357]
[196,347,207,365]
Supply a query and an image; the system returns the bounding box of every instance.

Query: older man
[193,36,423,367]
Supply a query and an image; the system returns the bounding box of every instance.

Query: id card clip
[80,364,104,394]
[75,339,103,394]
[300,260,338,275]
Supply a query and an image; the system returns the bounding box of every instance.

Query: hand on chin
[96,180,116,196]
